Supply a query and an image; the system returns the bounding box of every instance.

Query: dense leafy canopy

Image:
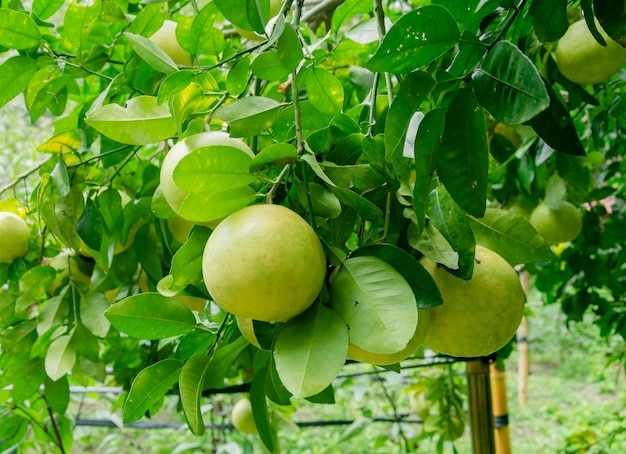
[1,0,625,452]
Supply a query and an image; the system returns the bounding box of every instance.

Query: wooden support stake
[466,359,495,454]
[490,362,511,454]
[518,270,531,408]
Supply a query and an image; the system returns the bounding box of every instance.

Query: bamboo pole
[490,362,511,454]
[466,359,495,454]
[518,270,531,408]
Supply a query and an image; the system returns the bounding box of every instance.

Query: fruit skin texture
[160,132,255,224]
[0,211,30,263]
[347,309,430,365]
[149,20,192,66]
[421,246,525,358]
[202,204,326,323]
[556,19,626,85]
[231,398,258,434]
[529,201,582,244]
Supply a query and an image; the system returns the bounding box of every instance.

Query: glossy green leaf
[76,198,103,251]
[37,296,69,337]
[351,244,442,308]
[525,81,586,156]
[0,9,41,49]
[179,354,210,435]
[250,143,298,172]
[124,359,183,423]
[331,0,373,33]
[33,0,65,20]
[189,3,220,58]
[44,375,69,414]
[61,0,100,54]
[472,41,550,125]
[251,50,292,81]
[104,293,197,339]
[124,32,178,74]
[468,208,555,265]
[80,293,111,338]
[157,70,195,104]
[160,227,211,295]
[384,71,435,162]
[85,96,177,145]
[277,23,303,72]
[214,96,282,137]
[45,334,75,381]
[407,219,458,269]
[298,182,342,220]
[437,87,488,218]
[178,186,259,224]
[304,67,345,115]
[250,367,274,452]
[274,304,348,398]
[19,266,55,301]
[428,185,476,280]
[0,56,36,109]
[329,256,417,354]
[413,109,445,234]
[128,3,164,36]
[214,0,257,30]
[529,0,568,42]
[367,5,460,74]
[595,0,626,44]
[226,56,251,96]
[37,130,82,154]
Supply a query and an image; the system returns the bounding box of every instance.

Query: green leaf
[329,256,417,354]
[468,208,555,265]
[37,130,83,154]
[76,198,103,251]
[367,5,460,74]
[529,0,568,42]
[525,81,586,156]
[214,96,282,137]
[351,244,442,309]
[33,0,65,20]
[124,32,178,74]
[304,67,345,115]
[44,375,69,414]
[437,87,488,218]
[298,182,342,220]
[178,186,259,224]
[124,359,183,423]
[19,266,56,301]
[0,9,41,49]
[331,0,373,33]
[413,108,445,234]
[277,23,303,72]
[80,293,111,338]
[104,293,197,339]
[179,354,211,435]
[274,304,348,399]
[250,143,298,172]
[250,367,274,452]
[173,145,257,195]
[428,184,476,280]
[0,56,36,109]
[61,0,101,54]
[45,334,75,381]
[407,220,459,269]
[384,71,435,162]
[595,1,626,44]
[214,0,256,30]
[37,296,69,337]
[160,227,211,295]
[472,41,550,125]
[226,56,251,97]
[189,3,220,58]
[202,336,249,390]
[251,50,292,81]
[85,96,177,145]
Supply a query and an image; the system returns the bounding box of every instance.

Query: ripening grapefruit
[149,20,192,66]
[0,211,30,263]
[556,19,626,85]
[231,397,258,434]
[202,204,326,323]
[529,201,582,244]
[421,246,525,358]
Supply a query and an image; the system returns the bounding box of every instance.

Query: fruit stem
[266,163,292,204]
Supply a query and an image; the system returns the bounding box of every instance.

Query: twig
[43,395,67,454]
[266,163,292,204]
[375,375,412,452]
[0,156,53,196]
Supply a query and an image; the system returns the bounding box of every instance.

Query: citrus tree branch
[0,156,53,196]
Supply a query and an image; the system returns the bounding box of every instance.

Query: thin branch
[266,163,292,204]
[0,156,53,196]
[43,395,67,454]
[375,375,412,452]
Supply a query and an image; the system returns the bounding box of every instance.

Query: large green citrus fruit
[0,211,30,263]
[231,398,258,434]
[421,246,525,358]
[202,204,326,323]
[149,20,192,66]
[529,201,582,244]
[556,19,626,85]
[160,131,255,224]
[347,309,430,365]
